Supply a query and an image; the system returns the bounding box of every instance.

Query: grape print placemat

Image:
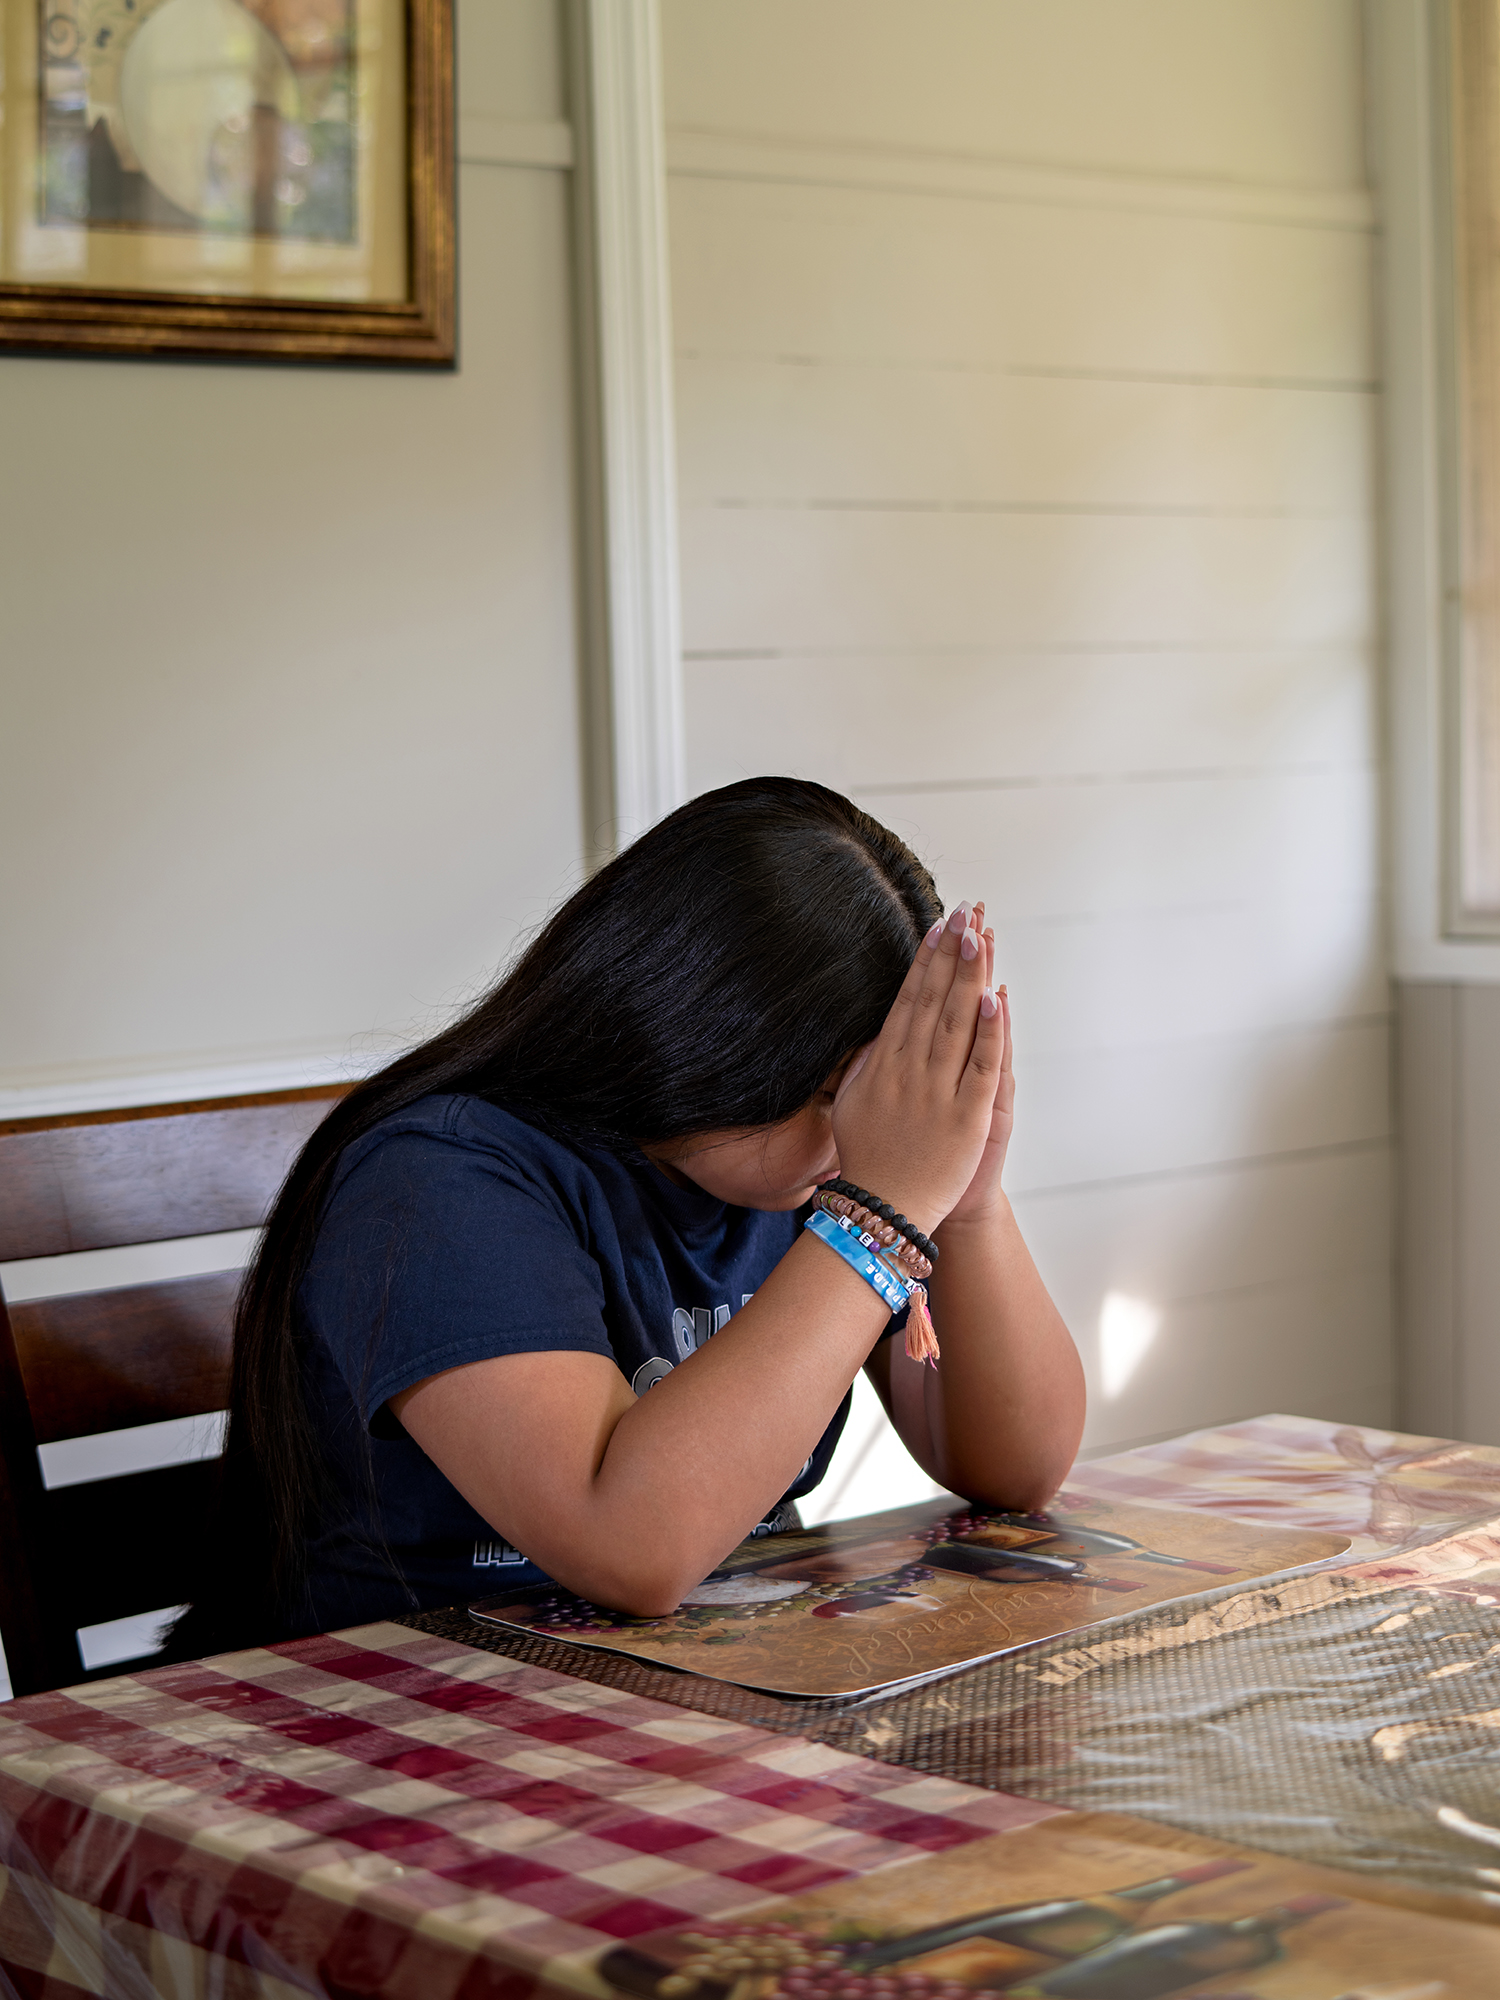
[593,1808,1500,1999]
[470,1495,1347,1699]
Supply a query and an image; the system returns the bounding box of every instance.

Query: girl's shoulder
[328,1092,621,1211]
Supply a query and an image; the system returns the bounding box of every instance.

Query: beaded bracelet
[803,1208,941,1366]
[819,1177,938,1265]
[818,1191,932,1282]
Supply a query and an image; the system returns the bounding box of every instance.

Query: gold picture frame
[0,0,452,362]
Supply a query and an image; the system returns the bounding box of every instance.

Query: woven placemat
[400,1604,854,1735]
[401,1579,1500,1910]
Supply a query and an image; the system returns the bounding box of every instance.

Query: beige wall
[0,0,584,1115]
[663,0,1390,1458]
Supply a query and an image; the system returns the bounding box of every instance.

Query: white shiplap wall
[0,0,583,1119]
[663,0,1389,1471]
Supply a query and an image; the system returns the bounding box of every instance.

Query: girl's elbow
[563,1545,703,1621]
[615,1583,687,1619]
[950,1439,1080,1517]
[597,1562,689,1619]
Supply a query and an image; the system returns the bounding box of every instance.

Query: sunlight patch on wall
[1098,1291,1162,1399]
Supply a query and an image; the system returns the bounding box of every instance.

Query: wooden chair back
[0,1086,347,1696]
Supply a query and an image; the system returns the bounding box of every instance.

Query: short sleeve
[299,1124,612,1432]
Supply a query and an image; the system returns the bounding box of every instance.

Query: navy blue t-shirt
[294,1094,854,1632]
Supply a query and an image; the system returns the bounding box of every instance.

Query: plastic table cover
[5,1414,1500,1998]
[0,1623,1053,2000]
[417,1417,1500,1916]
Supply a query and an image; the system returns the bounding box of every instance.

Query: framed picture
[0,0,453,361]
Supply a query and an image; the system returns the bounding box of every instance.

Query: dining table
[3,1411,1500,2000]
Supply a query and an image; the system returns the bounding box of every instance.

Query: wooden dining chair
[0,1085,347,1697]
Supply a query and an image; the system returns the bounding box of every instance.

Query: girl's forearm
[885,1198,1084,1509]
[587,1232,890,1597]
[403,1231,892,1616]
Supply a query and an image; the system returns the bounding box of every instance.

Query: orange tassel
[904,1285,940,1366]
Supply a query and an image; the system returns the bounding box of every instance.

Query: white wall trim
[457,118,574,170]
[666,127,1376,234]
[571,0,685,849]
[1370,0,1500,981]
[0,1048,390,1122]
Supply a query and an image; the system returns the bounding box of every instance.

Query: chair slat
[0,1087,343,1259]
[10,1271,237,1443]
[0,1086,342,1693]
[0,1297,55,1692]
[47,1460,219,1626]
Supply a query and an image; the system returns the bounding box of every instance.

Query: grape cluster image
[597,1813,1500,2000]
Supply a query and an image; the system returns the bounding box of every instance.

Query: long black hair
[176,778,942,1648]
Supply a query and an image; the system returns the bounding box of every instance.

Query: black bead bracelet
[821,1177,938,1263]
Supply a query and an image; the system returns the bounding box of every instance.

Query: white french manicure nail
[980,988,999,1018]
[960,931,979,961]
[923,920,943,949]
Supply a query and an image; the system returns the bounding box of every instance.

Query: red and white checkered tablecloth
[0,1621,1057,2000]
[6,1414,1499,2000]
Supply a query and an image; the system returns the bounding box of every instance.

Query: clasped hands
[832,900,1013,1239]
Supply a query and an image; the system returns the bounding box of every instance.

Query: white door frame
[569,0,686,858]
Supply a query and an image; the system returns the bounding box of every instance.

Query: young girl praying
[173,778,1084,1652]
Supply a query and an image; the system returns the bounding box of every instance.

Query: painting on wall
[0,0,452,360]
